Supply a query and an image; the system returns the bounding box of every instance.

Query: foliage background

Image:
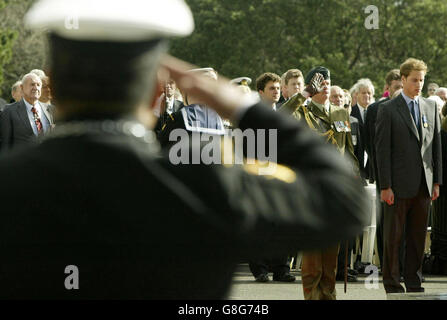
[1,0,447,100]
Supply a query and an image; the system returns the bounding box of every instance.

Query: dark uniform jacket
[0,102,369,299]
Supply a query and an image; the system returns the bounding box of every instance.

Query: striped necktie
[31,106,43,134]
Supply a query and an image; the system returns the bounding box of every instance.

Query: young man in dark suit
[376,58,442,294]
[277,69,304,109]
[248,72,296,283]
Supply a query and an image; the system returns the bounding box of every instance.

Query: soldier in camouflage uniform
[280,67,359,300]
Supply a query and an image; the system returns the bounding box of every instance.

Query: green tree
[0,0,17,99]
[0,0,46,101]
[2,0,447,100]
[170,0,447,96]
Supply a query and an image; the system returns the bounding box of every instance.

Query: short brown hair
[400,58,427,78]
[385,69,401,86]
[281,69,304,86]
[256,72,281,92]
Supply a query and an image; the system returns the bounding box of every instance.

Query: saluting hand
[304,73,325,97]
[159,55,251,120]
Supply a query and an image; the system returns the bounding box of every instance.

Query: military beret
[25,0,194,42]
[305,67,331,85]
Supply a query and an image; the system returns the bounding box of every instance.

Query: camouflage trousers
[301,245,340,300]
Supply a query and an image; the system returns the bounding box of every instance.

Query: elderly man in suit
[0,73,54,153]
[376,58,442,294]
[350,79,374,180]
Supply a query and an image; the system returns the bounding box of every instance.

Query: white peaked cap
[25,0,194,42]
[230,77,252,85]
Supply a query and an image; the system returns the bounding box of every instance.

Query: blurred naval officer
[0,0,369,299]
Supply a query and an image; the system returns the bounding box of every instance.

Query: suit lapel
[41,103,54,126]
[17,99,35,136]
[395,94,420,141]
[353,105,364,126]
[418,98,432,143]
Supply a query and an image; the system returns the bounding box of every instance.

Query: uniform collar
[312,100,330,114]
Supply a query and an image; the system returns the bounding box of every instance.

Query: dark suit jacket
[0,102,369,299]
[276,99,287,110]
[350,104,370,179]
[0,98,6,110]
[154,99,184,133]
[277,95,286,105]
[375,94,442,198]
[364,98,389,184]
[0,99,55,153]
[350,116,361,163]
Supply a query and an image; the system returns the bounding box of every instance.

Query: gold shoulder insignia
[243,160,296,183]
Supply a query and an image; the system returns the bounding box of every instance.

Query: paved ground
[228,264,447,300]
